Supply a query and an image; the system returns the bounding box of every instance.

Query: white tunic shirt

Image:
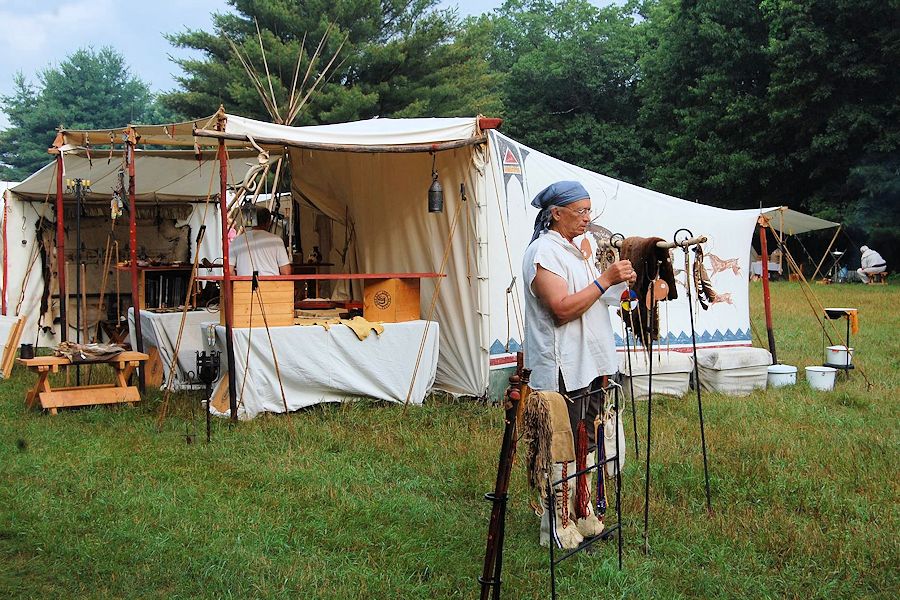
[861,248,886,269]
[523,230,626,391]
[229,229,290,276]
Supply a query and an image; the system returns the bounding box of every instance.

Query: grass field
[1,281,898,599]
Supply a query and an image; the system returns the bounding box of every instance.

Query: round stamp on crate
[373,290,392,310]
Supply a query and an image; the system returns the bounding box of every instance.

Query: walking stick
[479,353,530,600]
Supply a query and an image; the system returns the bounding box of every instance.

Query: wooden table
[17,351,149,414]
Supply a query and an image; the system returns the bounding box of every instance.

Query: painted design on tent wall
[493,134,530,220]
[706,252,741,277]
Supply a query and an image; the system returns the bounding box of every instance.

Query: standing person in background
[230,206,291,276]
[522,180,637,548]
[857,245,886,284]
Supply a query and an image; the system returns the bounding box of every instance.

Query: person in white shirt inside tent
[856,245,886,284]
[229,206,291,277]
[522,180,636,549]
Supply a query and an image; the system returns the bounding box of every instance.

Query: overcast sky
[0,1,603,128]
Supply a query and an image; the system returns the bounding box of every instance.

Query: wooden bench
[17,351,149,415]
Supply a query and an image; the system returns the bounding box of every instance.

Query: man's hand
[601,259,636,287]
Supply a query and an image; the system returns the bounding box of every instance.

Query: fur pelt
[522,391,575,495]
[619,236,678,346]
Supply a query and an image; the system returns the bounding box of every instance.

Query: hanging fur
[619,236,678,346]
[575,421,590,519]
[693,245,719,310]
[522,391,576,496]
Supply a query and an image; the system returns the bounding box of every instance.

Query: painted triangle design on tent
[503,148,519,165]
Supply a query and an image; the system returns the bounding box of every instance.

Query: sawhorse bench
[17,351,149,415]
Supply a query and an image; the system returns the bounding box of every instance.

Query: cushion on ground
[619,350,693,400]
[695,347,772,396]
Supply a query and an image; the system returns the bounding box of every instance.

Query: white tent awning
[760,206,839,235]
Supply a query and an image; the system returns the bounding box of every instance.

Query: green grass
[1,281,898,598]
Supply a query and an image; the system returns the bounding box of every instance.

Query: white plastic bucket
[806,366,837,391]
[767,364,797,387]
[825,345,854,366]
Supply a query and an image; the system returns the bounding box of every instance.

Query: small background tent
[758,206,841,280]
[5,114,763,399]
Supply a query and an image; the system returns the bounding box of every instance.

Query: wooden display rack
[17,351,149,415]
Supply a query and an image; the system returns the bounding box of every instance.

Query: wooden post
[758,215,777,363]
[811,225,842,281]
[126,132,145,391]
[55,153,68,342]
[217,128,238,421]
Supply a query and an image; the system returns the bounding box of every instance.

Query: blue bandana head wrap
[530,180,590,242]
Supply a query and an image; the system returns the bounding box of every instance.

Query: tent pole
[758,216,777,363]
[126,133,145,392]
[55,153,68,343]
[778,209,785,274]
[2,189,8,315]
[811,225,841,281]
[218,135,238,422]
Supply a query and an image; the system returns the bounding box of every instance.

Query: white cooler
[619,351,694,400]
[695,347,772,396]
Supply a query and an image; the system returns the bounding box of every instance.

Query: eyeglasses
[562,206,591,216]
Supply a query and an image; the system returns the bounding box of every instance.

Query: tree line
[2,0,897,264]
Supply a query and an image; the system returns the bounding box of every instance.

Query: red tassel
[575,421,589,518]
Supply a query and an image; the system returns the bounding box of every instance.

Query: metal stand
[548,381,623,599]
[642,289,655,554]
[674,229,713,516]
[196,350,220,444]
[823,309,854,377]
[623,330,639,460]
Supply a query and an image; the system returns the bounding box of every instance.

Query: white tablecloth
[128,308,220,390]
[209,320,439,419]
[750,261,782,276]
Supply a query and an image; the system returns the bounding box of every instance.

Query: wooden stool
[872,272,888,285]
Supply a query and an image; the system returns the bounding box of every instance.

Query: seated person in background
[857,245,886,284]
[229,207,291,276]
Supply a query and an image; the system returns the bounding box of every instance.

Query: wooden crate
[363,278,420,323]
[223,281,295,327]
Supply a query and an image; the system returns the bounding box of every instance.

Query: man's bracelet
[593,279,605,295]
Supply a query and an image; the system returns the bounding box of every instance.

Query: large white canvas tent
[2,113,762,398]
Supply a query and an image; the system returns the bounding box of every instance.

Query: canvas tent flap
[11,150,279,202]
[222,114,481,147]
[288,145,488,395]
[761,206,839,235]
[58,115,222,148]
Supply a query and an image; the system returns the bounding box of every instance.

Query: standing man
[230,206,291,276]
[522,180,636,548]
[857,245,886,284]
